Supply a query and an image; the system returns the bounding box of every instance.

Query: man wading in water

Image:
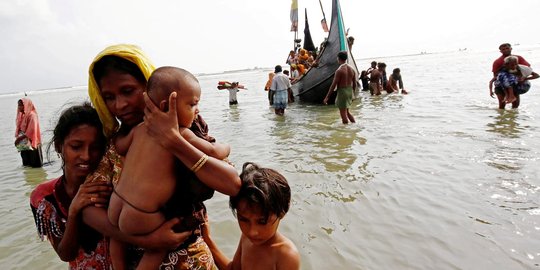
[324,51,357,124]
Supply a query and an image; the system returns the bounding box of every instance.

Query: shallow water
[1,48,539,269]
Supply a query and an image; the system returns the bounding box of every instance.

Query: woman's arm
[143,92,241,196]
[52,181,110,261]
[81,206,190,250]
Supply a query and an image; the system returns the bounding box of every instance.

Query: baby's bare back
[111,125,177,234]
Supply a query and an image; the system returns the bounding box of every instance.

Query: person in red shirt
[489,43,531,109]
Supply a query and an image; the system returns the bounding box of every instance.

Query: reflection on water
[23,167,48,188]
[486,109,521,138]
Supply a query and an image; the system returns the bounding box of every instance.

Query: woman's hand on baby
[69,182,112,216]
[144,218,192,250]
[143,92,181,149]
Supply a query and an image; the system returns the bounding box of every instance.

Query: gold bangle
[191,154,208,173]
[192,155,208,173]
[191,154,206,171]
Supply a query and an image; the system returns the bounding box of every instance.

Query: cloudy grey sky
[2,0,539,94]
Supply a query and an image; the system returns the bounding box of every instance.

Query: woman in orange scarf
[265,72,276,105]
[15,98,43,167]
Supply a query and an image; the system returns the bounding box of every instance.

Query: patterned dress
[86,140,216,270]
[30,176,112,269]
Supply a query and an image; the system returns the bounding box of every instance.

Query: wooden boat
[291,0,358,104]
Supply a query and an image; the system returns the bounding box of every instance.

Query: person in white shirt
[270,65,292,115]
[228,82,239,105]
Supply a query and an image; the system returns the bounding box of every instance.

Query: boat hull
[291,0,358,104]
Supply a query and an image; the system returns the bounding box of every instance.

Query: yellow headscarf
[88,44,155,138]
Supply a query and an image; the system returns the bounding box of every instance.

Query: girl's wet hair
[92,55,147,87]
[230,162,291,221]
[47,102,106,163]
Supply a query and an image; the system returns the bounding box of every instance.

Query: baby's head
[230,162,291,222]
[147,66,201,128]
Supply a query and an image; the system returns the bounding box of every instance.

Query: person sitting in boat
[306,51,315,67]
[297,63,306,75]
[297,49,309,67]
[290,64,301,82]
[286,50,297,65]
[311,50,320,68]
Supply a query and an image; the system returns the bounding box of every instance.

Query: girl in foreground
[203,162,300,270]
[30,103,111,269]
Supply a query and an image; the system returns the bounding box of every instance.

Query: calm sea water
[1,48,539,269]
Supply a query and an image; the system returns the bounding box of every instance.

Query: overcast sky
[2,0,539,94]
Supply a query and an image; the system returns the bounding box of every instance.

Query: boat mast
[290,0,301,52]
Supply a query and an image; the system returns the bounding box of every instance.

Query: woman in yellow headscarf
[83,44,240,270]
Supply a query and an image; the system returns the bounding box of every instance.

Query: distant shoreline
[4,44,540,97]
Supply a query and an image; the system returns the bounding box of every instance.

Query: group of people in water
[359,61,408,96]
[17,42,539,269]
[24,44,300,270]
[263,45,408,124]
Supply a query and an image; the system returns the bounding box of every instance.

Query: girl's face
[60,124,104,184]
[236,199,280,246]
[175,81,201,128]
[99,70,146,128]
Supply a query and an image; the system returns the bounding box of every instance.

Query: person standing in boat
[323,51,357,124]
